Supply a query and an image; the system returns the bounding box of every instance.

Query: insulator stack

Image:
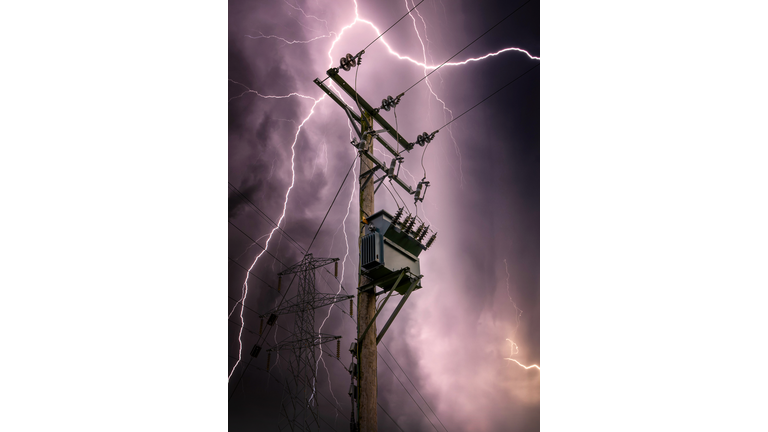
[277,276,281,292]
[414,224,425,239]
[339,53,357,71]
[425,233,437,249]
[350,298,354,316]
[337,340,341,359]
[335,261,338,277]
[380,95,395,112]
[417,225,430,242]
[400,214,412,230]
[392,207,403,224]
[259,318,263,335]
[267,314,278,326]
[405,216,416,233]
[266,352,271,369]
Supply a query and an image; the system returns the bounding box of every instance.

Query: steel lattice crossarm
[266,333,342,353]
[278,254,338,276]
[261,292,354,317]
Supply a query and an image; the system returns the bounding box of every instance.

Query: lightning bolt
[245,31,332,45]
[326,4,538,71]
[502,260,537,371]
[281,0,334,32]
[234,233,271,262]
[229,95,325,381]
[228,233,272,319]
[228,79,319,103]
[504,338,540,370]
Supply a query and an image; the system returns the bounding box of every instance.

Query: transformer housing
[360,209,425,294]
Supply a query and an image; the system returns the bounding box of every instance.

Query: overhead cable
[399,0,533,96]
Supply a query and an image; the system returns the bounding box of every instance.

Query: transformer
[360,209,425,294]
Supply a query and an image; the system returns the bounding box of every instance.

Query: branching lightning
[228,79,319,103]
[229,96,325,381]
[245,31,332,45]
[282,0,334,31]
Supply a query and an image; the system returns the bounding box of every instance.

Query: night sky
[228,0,540,430]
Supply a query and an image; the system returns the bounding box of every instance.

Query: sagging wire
[318,0,426,84]
[398,0,533,97]
[435,64,539,133]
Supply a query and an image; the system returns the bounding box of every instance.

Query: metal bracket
[357,268,411,294]
[344,106,363,141]
[358,271,404,343]
[373,174,387,194]
[376,277,421,345]
[359,167,378,191]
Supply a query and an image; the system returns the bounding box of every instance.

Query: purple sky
[228,0,540,430]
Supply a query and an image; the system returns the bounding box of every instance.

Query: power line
[229,188,351,297]
[228,221,291,269]
[305,155,357,253]
[317,347,408,432]
[246,154,357,352]
[381,341,450,432]
[227,318,294,347]
[378,403,405,432]
[378,350,440,431]
[230,357,345,432]
[228,182,307,254]
[229,257,279,292]
[332,299,443,432]
[363,0,425,51]
[336,298,448,432]
[436,63,539,132]
[399,0,533,97]
[318,0,426,84]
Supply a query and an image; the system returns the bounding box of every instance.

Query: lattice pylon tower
[261,253,353,432]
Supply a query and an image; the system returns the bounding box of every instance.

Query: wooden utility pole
[357,110,377,431]
[315,70,435,432]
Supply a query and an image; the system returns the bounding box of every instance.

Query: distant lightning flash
[282,0,334,32]
[504,259,523,336]
[228,79,319,103]
[504,339,540,371]
[502,260,538,371]
[245,31,332,45]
